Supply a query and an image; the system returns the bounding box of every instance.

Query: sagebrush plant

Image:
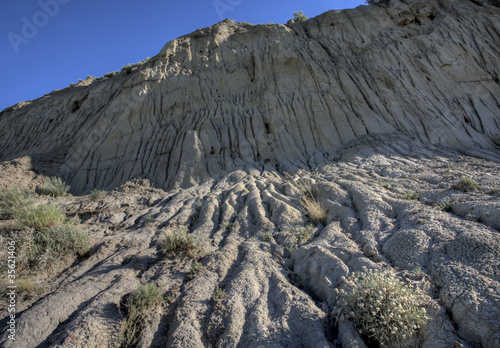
[434,201,453,212]
[90,189,105,201]
[130,282,163,309]
[143,215,154,224]
[262,231,273,242]
[212,286,227,314]
[188,261,204,279]
[33,225,89,257]
[0,187,34,219]
[18,204,67,230]
[120,304,143,348]
[39,176,70,197]
[290,224,314,245]
[454,176,480,192]
[121,282,163,348]
[165,285,180,304]
[159,228,202,258]
[337,268,429,346]
[286,243,298,256]
[380,181,391,189]
[2,224,89,273]
[403,189,420,200]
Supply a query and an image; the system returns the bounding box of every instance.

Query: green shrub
[143,215,154,224]
[290,224,314,245]
[338,269,429,346]
[379,181,391,189]
[262,231,273,242]
[39,176,70,197]
[286,243,298,256]
[130,282,163,309]
[453,176,479,192]
[212,286,227,314]
[121,282,163,348]
[90,189,105,201]
[0,187,33,219]
[104,71,117,78]
[121,57,151,73]
[5,224,88,273]
[159,229,202,258]
[18,204,67,230]
[366,0,390,6]
[120,305,143,348]
[34,225,89,257]
[403,189,420,200]
[434,201,453,212]
[188,261,204,279]
[287,11,307,24]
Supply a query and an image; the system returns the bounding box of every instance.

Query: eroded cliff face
[1,0,499,193]
[0,1,499,348]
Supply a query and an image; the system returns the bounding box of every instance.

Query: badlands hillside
[1,0,500,347]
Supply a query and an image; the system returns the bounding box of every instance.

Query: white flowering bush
[337,268,429,347]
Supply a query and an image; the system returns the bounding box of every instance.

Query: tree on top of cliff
[287,11,307,24]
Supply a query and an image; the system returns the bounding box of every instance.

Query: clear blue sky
[0,0,365,111]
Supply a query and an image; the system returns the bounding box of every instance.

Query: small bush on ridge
[453,176,480,192]
[287,11,307,24]
[159,229,202,258]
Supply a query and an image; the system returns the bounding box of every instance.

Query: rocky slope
[1,0,500,193]
[0,0,499,347]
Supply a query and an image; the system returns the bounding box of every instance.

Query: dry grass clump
[120,282,163,348]
[159,228,202,258]
[39,176,70,197]
[453,176,480,192]
[297,180,328,225]
[337,268,429,347]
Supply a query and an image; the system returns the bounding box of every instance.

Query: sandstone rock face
[1,0,499,193]
[0,1,500,348]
